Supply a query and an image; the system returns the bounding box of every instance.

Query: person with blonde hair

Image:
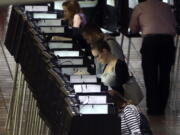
[91,39,129,95]
[81,23,125,74]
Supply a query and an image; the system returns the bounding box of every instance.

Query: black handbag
[139,113,154,135]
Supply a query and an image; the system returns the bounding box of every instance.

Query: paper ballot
[70,75,97,83]
[79,104,108,114]
[25,6,48,12]
[37,19,62,26]
[73,84,101,93]
[54,50,79,57]
[79,95,107,104]
[33,13,57,19]
[40,27,64,33]
[48,42,73,49]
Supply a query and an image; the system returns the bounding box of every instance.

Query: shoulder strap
[103,64,107,72]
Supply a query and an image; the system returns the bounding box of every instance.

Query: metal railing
[5,64,50,135]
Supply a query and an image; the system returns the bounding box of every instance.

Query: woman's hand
[108,90,119,96]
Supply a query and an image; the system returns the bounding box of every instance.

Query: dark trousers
[140,35,175,113]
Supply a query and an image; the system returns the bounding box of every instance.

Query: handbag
[122,76,144,105]
[139,113,154,135]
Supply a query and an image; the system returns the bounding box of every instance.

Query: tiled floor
[117,35,180,135]
[0,43,14,135]
[0,7,180,135]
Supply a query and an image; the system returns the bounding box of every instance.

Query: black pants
[140,35,175,114]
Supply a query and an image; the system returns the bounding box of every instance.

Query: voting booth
[4,4,122,135]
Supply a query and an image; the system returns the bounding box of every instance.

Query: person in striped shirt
[112,94,141,135]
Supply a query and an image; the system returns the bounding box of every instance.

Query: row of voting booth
[4,0,180,135]
[4,1,122,135]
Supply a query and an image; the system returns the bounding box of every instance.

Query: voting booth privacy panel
[51,0,130,35]
[4,3,122,135]
[18,0,131,35]
[91,0,129,35]
[59,107,121,135]
[91,0,142,36]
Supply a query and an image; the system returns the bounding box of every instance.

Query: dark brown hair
[111,93,129,109]
[81,23,104,43]
[91,39,111,52]
[62,0,82,23]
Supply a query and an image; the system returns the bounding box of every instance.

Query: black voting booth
[52,0,98,23]
[51,0,129,36]
[91,0,140,36]
[4,7,23,57]
[58,105,120,135]
[62,93,120,135]
[60,106,120,135]
[121,0,142,37]
[91,0,128,36]
[4,5,122,135]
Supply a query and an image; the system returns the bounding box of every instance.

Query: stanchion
[127,37,132,66]
[35,113,41,135]
[6,64,19,130]
[24,88,32,135]
[169,35,180,111]
[29,97,36,135]
[12,72,24,135]
[18,81,27,135]
[31,99,38,135]
[120,34,124,48]
[6,65,50,135]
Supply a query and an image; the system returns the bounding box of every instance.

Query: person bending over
[81,24,125,75]
[91,39,129,95]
